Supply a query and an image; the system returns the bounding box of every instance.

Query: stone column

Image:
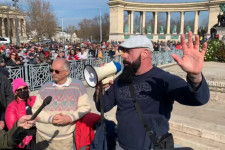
[130,11,134,34]
[2,17,5,37]
[0,17,3,37]
[141,11,146,34]
[128,11,131,33]
[11,18,16,43]
[18,18,21,37]
[109,5,124,41]
[23,18,27,39]
[5,18,9,37]
[9,18,13,37]
[167,12,171,34]
[180,11,185,34]
[194,11,199,34]
[208,5,220,34]
[13,19,16,38]
[154,12,158,34]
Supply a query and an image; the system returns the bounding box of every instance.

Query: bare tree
[102,13,109,41]
[76,13,109,42]
[76,19,93,41]
[26,0,57,41]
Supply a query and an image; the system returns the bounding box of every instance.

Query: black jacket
[0,122,27,149]
[0,73,14,121]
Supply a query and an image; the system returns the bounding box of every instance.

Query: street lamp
[99,9,102,43]
[12,0,20,46]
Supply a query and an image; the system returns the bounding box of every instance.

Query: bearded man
[93,32,210,150]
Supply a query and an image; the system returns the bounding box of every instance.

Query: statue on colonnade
[186,25,191,33]
[159,26,164,34]
[124,24,129,33]
[217,4,225,27]
[135,25,140,34]
[146,25,152,34]
[172,25,177,34]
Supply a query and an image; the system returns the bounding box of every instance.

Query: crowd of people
[0,42,124,66]
[153,40,183,51]
[0,40,184,68]
[0,32,210,150]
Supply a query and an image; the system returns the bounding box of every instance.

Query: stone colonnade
[125,11,200,35]
[108,0,224,41]
[0,5,27,43]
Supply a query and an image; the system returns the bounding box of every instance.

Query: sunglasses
[50,69,64,74]
[16,86,28,92]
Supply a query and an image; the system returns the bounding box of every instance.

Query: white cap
[119,35,154,52]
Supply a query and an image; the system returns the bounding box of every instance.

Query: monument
[108,0,223,42]
[218,4,225,27]
[159,26,164,34]
[124,24,129,34]
[186,25,191,34]
[213,3,225,40]
[172,25,177,34]
[135,25,140,34]
[146,25,152,34]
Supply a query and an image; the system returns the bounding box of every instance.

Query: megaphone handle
[99,83,105,126]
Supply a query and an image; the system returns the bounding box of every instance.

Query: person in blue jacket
[93,31,210,150]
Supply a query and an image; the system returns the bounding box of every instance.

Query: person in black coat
[6,51,22,67]
[0,115,37,149]
[0,72,14,130]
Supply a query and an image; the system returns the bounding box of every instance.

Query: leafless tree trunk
[26,0,57,41]
[76,13,109,42]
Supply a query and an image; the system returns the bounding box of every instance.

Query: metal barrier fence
[6,49,183,91]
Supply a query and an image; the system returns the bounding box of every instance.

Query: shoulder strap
[99,83,106,134]
[128,83,158,143]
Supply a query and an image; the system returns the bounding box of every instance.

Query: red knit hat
[13,78,28,94]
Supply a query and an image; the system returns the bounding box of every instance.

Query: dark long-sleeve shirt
[0,73,14,121]
[0,123,27,149]
[94,66,210,150]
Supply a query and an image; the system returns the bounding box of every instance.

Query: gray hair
[54,58,70,71]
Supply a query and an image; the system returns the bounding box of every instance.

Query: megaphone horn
[84,61,122,87]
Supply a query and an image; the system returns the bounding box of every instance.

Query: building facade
[0,4,27,44]
[108,0,225,41]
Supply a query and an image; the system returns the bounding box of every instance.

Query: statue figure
[200,25,204,30]
[159,26,164,34]
[220,3,225,13]
[186,25,191,33]
[124,24,129,33]
[146,25,152,34]
[172,25,177,34]
[217,4,225,27]
[218,12,223,26]
[135,25,140,34]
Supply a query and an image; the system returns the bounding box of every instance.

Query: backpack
[75,113,117,150]
[90,119,117,150]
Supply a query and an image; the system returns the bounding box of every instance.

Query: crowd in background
[0,40,184,71]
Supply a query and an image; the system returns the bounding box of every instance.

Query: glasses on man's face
[16,86,28,92]
[50,69,64,74]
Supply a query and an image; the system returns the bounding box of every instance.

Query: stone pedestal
[214,27,225,39]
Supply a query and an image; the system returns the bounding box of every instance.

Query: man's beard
[118,55,141,84]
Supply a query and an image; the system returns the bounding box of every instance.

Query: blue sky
[3,0,209,28]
